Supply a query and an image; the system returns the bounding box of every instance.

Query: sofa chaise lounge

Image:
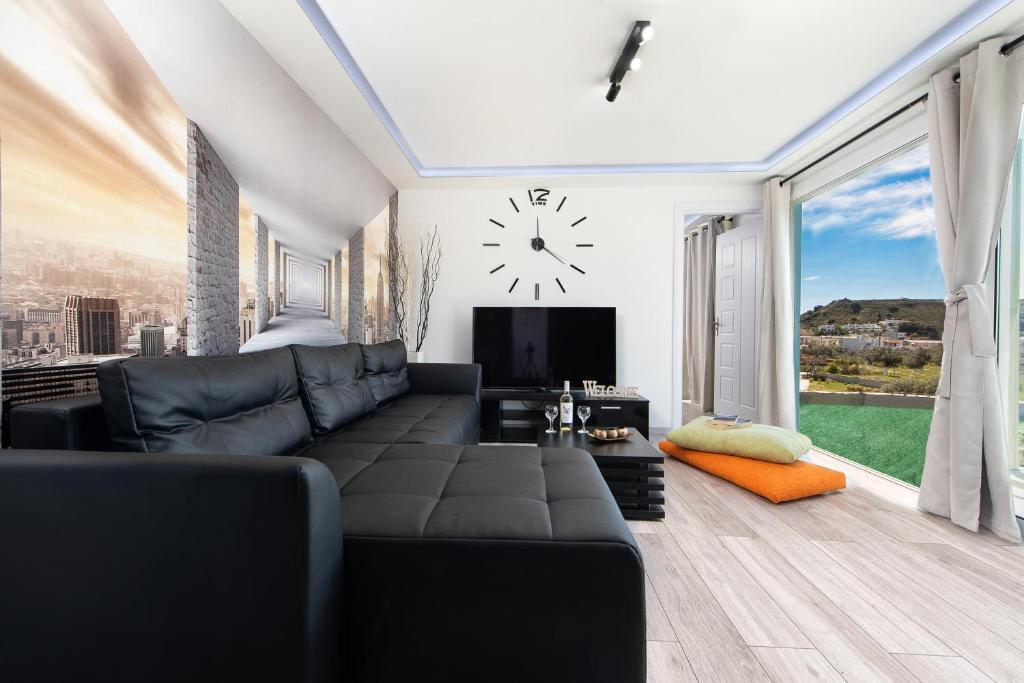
[4,340,645,683]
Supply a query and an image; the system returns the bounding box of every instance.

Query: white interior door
[714,219,763,421]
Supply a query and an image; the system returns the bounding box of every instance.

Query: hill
[800,298,944,339]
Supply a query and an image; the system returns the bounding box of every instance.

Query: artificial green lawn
[799,404,932,486]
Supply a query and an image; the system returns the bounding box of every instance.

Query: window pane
[798,144,942,486]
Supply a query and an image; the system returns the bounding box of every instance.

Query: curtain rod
[779,32,1024,187]
[683,215,728,240]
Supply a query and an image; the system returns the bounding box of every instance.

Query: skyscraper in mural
[360,206,390,345]
[140,325,165,357]
[376,255,386,342]
[64,296,121,356]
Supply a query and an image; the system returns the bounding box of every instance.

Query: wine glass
[544,405,558,434]
[577,405,591,434]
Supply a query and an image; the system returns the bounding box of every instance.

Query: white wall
[729,213,763,234]
[399,183,761,429]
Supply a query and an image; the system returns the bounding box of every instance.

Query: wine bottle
[559,380,573,432]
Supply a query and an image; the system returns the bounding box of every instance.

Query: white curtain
[920,38,1024,542]
[682,217,723,414]
[756,180,797,429]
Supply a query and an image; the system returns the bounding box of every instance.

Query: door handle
[713,318,721,335]
[599,406,622,410]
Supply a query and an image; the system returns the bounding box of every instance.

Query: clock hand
[543,246,566,264]
[536,217,540,239]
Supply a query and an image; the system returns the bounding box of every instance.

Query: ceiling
[108,0,1024,203]
[224,0,1023,184]
[106,0,395,258]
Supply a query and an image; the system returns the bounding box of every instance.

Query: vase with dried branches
[414,225,442,354]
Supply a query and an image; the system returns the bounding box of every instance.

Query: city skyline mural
[362,206,392,344]
[239,194,256,307]
[340,245,350,335]
[238,194,258,348]
[0,0,189,367]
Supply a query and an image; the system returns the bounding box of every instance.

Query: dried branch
[416,225,442,352]
[386,228,409,343]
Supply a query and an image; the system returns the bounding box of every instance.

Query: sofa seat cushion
[317,416,420,445]
[304,442,634,543]
[383,394,479,444]
[297,441,392,487]
[317,394,478,445]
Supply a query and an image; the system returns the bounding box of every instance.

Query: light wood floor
[634,441,1024,683]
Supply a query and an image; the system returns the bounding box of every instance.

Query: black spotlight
[606,20,653,102]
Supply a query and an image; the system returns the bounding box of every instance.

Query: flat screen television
[472,307,616,389]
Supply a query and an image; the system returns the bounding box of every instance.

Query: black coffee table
[537,429,665,520]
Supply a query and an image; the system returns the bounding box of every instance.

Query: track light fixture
[606,20,652,102]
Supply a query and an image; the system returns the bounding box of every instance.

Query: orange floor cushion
[659,441,846,503]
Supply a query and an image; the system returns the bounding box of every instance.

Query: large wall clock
[483,188,592,299]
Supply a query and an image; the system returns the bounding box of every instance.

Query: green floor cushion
[666,416,812,464]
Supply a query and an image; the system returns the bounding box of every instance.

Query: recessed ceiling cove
[300,0,1009,176]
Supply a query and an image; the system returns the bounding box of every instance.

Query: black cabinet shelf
[481,389,649,443]
[616,504,665,521]
[498,409,550,422]
[605,478,665,491]
[599,463,664,478]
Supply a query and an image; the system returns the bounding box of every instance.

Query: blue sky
[799,144,945,313]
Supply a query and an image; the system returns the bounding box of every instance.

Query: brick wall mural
[187,120,239,356]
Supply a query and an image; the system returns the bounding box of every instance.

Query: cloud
[0,0,187,263]
[802,275,821,281]
[803,145,936,241]
[16,0,185,177]
[239,195,256,290]
[869,205,936,239]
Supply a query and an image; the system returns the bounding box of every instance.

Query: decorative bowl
[588,429,632,442]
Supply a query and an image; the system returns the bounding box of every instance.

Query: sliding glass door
[794,110,1024,499]
[795,143,943,486]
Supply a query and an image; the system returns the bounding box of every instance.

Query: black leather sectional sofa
[3,340,645,683]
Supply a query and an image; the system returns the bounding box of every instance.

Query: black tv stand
[495,386,549,393]
[480,388,649,443]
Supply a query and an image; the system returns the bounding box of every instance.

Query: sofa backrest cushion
[361,339,410,405]
[291,343,377,434]
[97,347,313,455]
